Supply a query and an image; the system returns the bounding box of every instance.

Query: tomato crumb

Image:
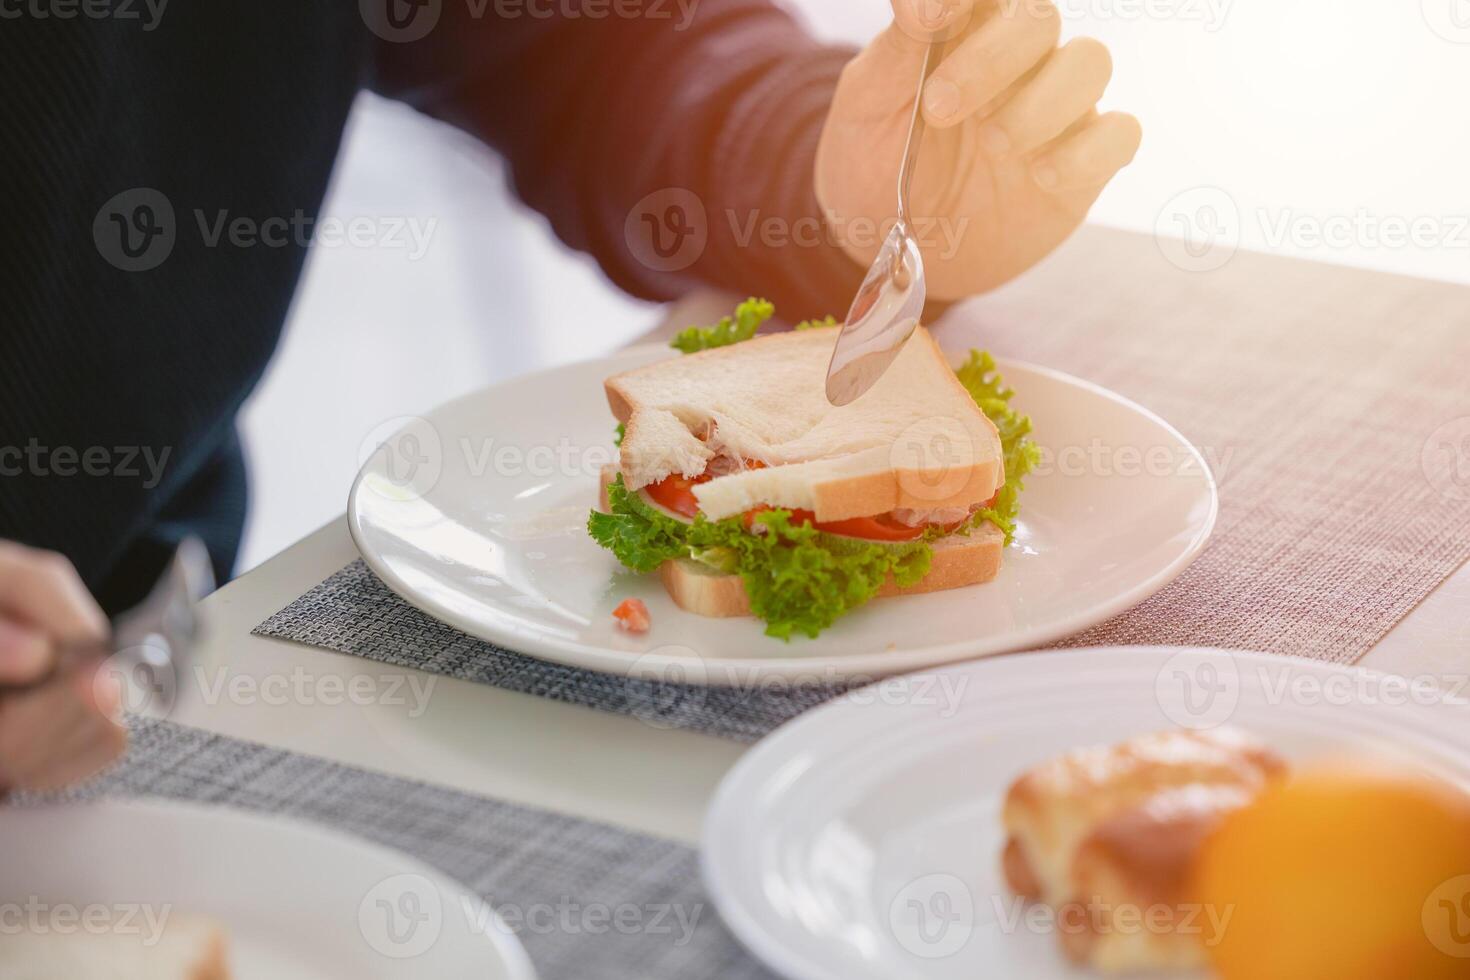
[612,598,651,633]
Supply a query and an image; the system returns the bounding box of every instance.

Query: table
[172,228,1470,847]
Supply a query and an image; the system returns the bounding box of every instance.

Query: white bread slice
[597,465,1003,617]
[0,912,230,979]
[606,327,1003,523]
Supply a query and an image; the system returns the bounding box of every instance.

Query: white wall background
[237,0,1470,570]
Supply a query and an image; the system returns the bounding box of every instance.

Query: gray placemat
[253,559,845,742]
[17,717,774,980]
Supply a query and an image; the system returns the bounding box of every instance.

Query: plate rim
[699,645,1470,980]
[347,346,1220,684]
[0,796,538,980]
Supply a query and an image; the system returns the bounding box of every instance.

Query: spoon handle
[897,40,945,222]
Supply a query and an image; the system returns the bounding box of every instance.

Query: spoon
[825,38,945,407]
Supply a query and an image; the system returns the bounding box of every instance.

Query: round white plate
[348,345,1217,684]
[702,647,1470,980]
[0,799,535,980]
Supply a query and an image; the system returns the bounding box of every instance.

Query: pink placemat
[943,227,1470,664]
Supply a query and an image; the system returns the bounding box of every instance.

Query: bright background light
[237,0,1470,569]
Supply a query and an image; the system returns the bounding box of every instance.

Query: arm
[369,0,865,323]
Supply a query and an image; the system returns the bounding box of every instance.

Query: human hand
[0,542,126,793]
[816,0,1141,300]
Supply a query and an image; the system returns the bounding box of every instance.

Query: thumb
[888,0,979,49]
[847,0,977,109]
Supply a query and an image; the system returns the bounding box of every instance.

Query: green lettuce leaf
[794,315,839,331]
[669,298,775,353]
[589,478,931,640]
[953,350,1041,544]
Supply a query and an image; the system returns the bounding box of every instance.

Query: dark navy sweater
[0,0,861,611]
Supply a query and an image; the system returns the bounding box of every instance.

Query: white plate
[0,799,535,980]
[701,647,1470,980]
[348,345,1217,684]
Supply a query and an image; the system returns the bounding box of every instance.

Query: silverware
[825,38,945,407]
[12,537,213,715]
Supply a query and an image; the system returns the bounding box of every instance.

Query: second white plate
[701,647,1470,980]
[349,345,1217,684]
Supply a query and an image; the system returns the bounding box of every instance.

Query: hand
[0,542,126,793]
[816,0,1142,301]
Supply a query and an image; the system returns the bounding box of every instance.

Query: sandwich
[588,299,1039,639]
[0,912,231,979]
[1001,728,1287,973]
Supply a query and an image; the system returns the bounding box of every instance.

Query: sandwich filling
[589,299,1039,639]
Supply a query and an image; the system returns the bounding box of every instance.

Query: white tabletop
[173,289,1470,848]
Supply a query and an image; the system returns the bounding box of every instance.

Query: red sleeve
[370,0,864,323]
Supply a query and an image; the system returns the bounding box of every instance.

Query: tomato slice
[813,513,927,542]
[644,473,704,518]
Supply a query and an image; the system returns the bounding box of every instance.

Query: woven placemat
[946,227,1470,663]
[254,559,845,743]
[15,717,774,980]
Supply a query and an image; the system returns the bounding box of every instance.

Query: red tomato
[813,513,926,542]
[646,460,767,519]
[612,598,651,633]
[644,474,704,518]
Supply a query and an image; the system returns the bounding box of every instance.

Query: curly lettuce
[589,478,930,640]
[953,350,1041,545]
[669,298,775,353]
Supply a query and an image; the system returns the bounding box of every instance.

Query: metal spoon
[825,39,945,407]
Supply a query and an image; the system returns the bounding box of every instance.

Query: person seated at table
[0,0,1138,790]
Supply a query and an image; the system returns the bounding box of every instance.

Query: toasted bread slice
[597,465,1002,617]
[0,912,230,980]
[606,327,1003,523]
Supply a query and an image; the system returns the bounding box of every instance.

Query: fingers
[980,38,1113,156]
[0,619,51,684]
[0,542,108,646]
[0,661,126,793]
[889,0,979,47]
[1031,111,1143,192]
[923,0,1061,128]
